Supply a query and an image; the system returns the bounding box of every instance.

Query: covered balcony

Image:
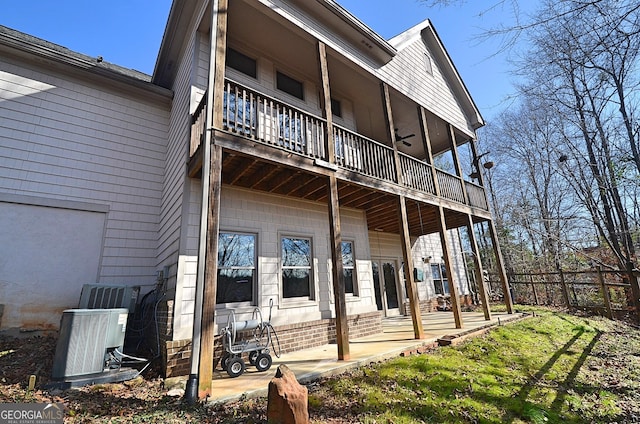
[187,0,491,235]
[188,78,491,235]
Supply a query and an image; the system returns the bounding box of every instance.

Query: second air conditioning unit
[78,284,140,312]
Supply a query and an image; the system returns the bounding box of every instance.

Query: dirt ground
[1,310,639,423]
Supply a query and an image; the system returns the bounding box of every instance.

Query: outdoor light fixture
[470,151,493,179]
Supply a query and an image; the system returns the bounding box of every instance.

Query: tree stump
[267,364,309,424]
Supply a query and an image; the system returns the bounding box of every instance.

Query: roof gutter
[0,25,172,99]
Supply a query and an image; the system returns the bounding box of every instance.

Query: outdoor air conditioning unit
[78,284,140,312]
[50,308,137,386]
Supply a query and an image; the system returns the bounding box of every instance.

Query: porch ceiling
[217,151,481,237]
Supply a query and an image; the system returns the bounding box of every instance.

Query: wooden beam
[318,41,335,162]
[465,214,491,321]
[327,175,350,359]
[380,83,403,186]
[398,196,425,339]
[487,219,514,314]
[447,123,469,204]
[198,144,223,398]
[418,106,441,198]
[596,266,613,320]
[437,205,463,328]
[196,0,228,400]
[318,41,349,360]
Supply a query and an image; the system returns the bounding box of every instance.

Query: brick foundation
[162,310,383,377]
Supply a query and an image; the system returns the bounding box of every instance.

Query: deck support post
[398,196,425,339]
[188,0,228,402]
[437,206,463,329]
[381,82,424,335]
[466,216,491,321]
[488,220,514,314]
[327,175,350,359]
[197,144,223,398]
[318,41,349,359]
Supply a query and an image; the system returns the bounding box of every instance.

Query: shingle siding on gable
[378,39,472,135]
[0,56,169,283]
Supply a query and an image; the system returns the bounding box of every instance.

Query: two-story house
[0,0,513,396]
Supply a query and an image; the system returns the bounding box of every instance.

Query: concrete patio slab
[206,310,525,403]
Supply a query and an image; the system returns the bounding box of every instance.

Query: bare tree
[515,0,640,269]
[482,97,588,273]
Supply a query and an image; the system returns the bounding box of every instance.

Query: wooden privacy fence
[502,266,640,323]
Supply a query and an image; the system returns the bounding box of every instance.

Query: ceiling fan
[394,129,415,147]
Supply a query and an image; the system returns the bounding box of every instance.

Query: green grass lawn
[305,307,640,423]
[3,306,638,423]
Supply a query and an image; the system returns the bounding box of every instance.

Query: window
[331,98,342,118]
[217,232,256,304]
[277,71,304,100]
[342,241,355,294]
[424,53,433,75]
[281,237,312,298]
[431,263,449,295]
[226,48,257,78]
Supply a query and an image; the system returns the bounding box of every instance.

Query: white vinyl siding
[257,0,477,136]
[174,185,375,335]
[378,39,471,136]
[0,59,169,286]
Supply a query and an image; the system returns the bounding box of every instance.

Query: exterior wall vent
[78,284,140,313]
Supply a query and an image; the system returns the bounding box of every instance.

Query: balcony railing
[222,80,327,161]
[398,153,436,195]
[435,169,466,204]
[190,79,488,211]
[190,93,207,157]
[466,182,489,210]
[333,124,397,183]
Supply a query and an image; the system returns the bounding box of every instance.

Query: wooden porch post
[327,175,350,359]
[398,196,425,339]
[437,206,463,328]
[487,219,514,314]
[318,41,350,359]
[418,106,440,198]
[198,145,222,398]
[191,0,228,400]
[381,82,423,334]
[465,215,491,321]
[447,123,469,203]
